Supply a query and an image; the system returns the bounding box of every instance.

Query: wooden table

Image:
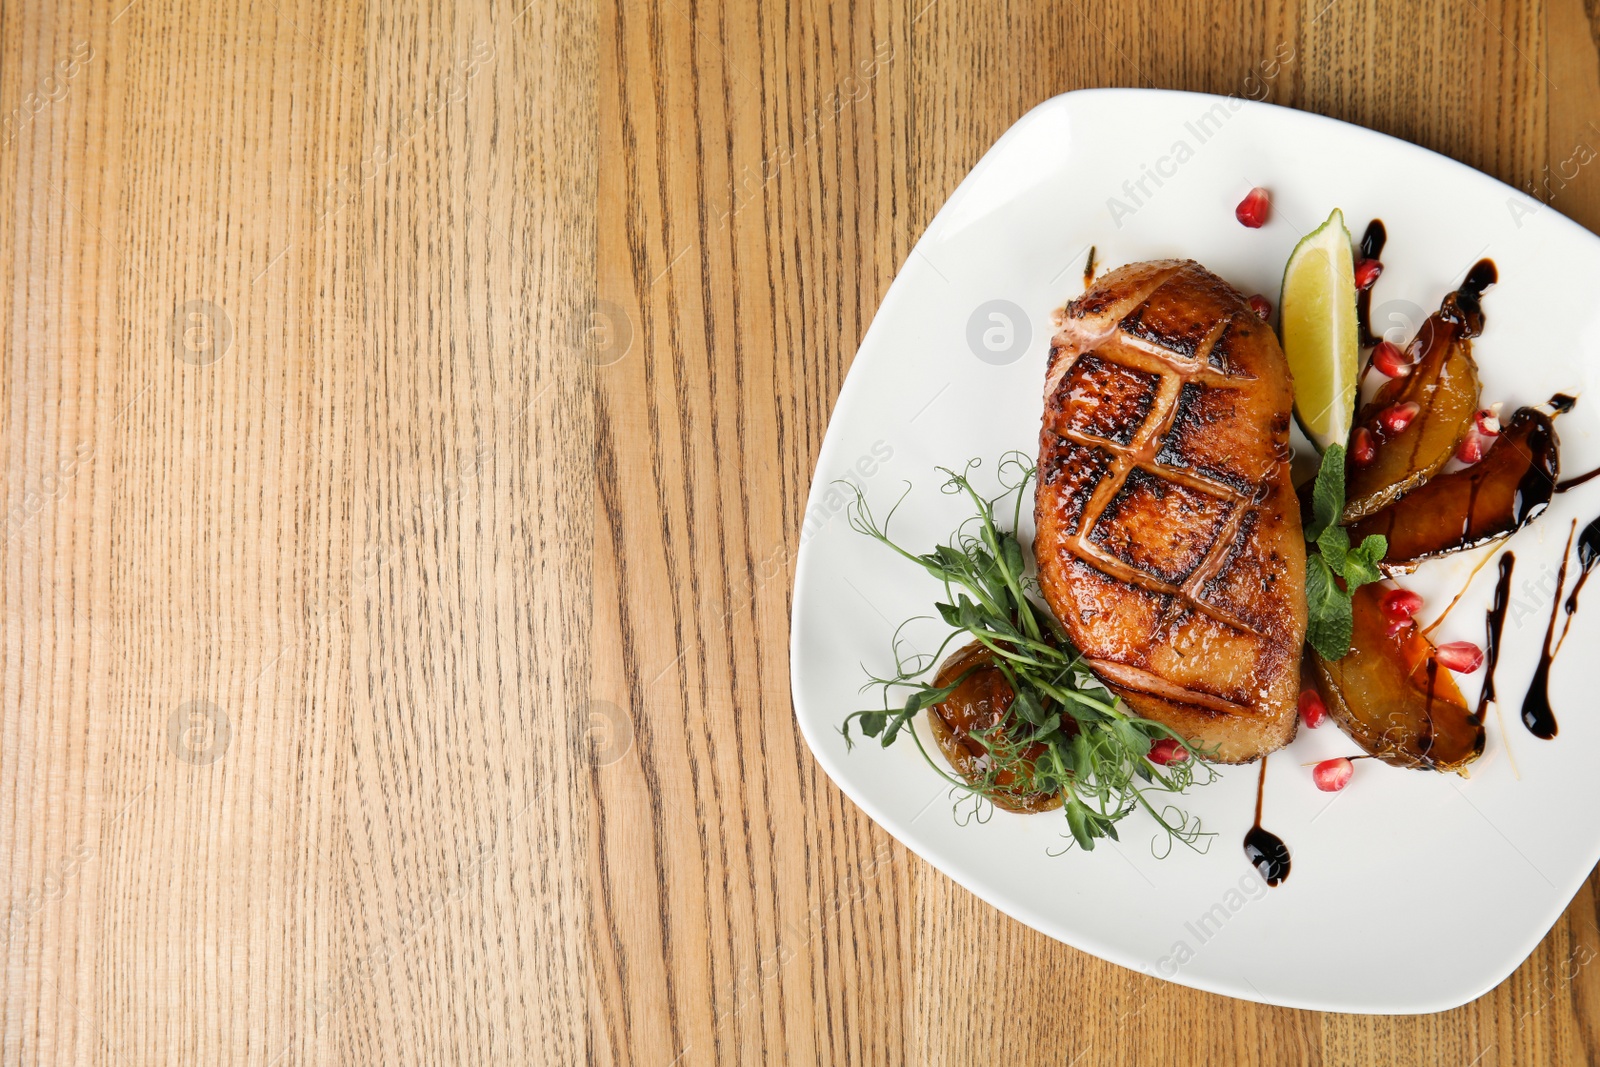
[4,0,1600,1062]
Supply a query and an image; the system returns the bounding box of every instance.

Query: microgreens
[1304,444,1388,659]
[839,455,1216,855]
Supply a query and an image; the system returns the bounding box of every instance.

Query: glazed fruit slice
[1342,264,1493,521]
[1311,583,1484,771]
[927,642,1063,813]
[1348,402,1562,570]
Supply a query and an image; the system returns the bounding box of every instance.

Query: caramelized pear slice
[1349,405,1559,571]
[928,643,1062,813]
[1343,318,1480,520]
[1312,584,1484,771]
[1343,263,1495,521]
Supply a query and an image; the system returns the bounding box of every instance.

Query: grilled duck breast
[1034,259,1307,763]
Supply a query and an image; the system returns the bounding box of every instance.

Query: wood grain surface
[3,0,1600,1063]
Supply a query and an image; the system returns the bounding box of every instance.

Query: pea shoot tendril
[839,454,1218,855]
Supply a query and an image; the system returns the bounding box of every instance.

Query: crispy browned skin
[1034,259,1307,764]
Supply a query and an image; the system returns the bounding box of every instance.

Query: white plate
[790,88,1600,1014]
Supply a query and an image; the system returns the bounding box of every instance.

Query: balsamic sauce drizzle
[1433,258,1498,337]
[1550,395,1595,492]
[1556,465,1600,494]
[1558,515,1600,642]
[1522,522,1577,739]
[1242,756,1290,887]
[1504,403,1563,529]
[1356,219,1387,347]
[1476,552,1516,723]
[1420,657,1440,760]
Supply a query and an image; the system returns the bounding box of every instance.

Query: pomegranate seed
[1371,340,1412,378]
[1380,587,1425,621]
[1456,428,1492,465]
[1249,294,1272,320]
[1386,617,1414,639]
[1350,427,1377,466]
[1298,688,1327,729]
[1474,406,1502,436]
[1378,401,1421,435]
[1354,258,1384,290]
[1313,757,1354,792]
[1148,737,1189,765]
[1435,641,1485,674]
[1235,187,1270,228]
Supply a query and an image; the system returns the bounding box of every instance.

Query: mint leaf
[1306,445,1347,542]
[1343,534,1388,589]
[1302,445,1388,660]
[1316,523,1350,574]
[1315,522,1388,593]
[1305,554,1353,659]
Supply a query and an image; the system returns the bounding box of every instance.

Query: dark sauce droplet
[1460,258,1498,300]
[1442,259,1497,337]
[1564,514,1600,619]
[1243,828,1291,888]
[1356,219,1387,347]
[1476,552,1515,722]
[1359,219,1387,261]
[1522,523,1576,739]
[1522,659,1558,740]
[1243,756,1290,887]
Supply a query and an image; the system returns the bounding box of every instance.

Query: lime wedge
[1279,208,1359,453]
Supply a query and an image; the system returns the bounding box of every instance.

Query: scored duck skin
[1034,260,1307,764]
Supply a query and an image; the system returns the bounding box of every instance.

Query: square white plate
[790,88,1600,1013]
